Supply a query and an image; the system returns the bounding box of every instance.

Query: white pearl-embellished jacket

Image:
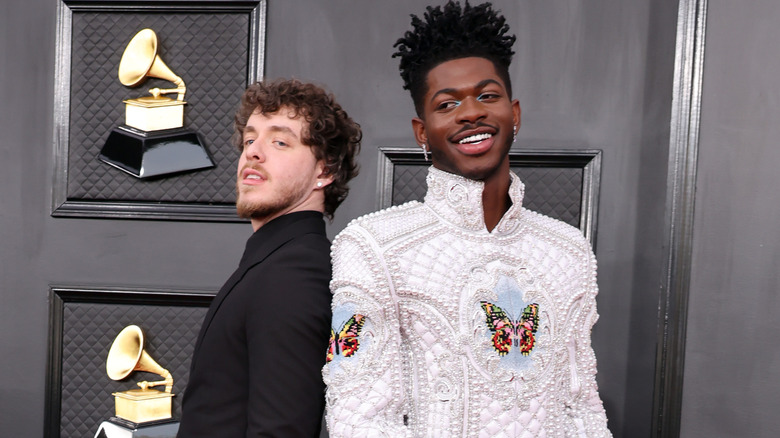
[323,167,612,437]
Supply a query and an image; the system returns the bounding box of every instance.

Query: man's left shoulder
[247,231,331,304]
[521,208,593,255]
[280,230,331,263]
[255,221,331,273]
[333,200,430,249]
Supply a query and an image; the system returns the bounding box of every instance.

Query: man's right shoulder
[333,200,432,248]
[329,202,428,301]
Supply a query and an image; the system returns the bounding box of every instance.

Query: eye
[273,140,289,148]
[435,100,461,111]
[243,138,254,148]
[477,92,500,101]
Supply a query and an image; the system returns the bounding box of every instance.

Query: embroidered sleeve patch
[480,301,539,356]
[326,314,365,363]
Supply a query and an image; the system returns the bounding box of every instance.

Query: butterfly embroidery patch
[326,314,365,363]
[480,301,540,357]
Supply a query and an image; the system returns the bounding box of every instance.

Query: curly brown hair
[233,79,362,220]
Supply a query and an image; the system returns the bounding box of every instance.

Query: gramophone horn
[118,28,186,100]
[106,325,173,393]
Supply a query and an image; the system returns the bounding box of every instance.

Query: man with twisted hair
[323,2,611,437]
[178,79,361,437]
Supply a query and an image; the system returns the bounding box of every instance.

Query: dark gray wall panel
[681,1,780,437]
[66,12,246,203]
[46,288,212,438]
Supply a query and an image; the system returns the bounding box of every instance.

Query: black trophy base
[99,125,215,179]
[94,417,179,438]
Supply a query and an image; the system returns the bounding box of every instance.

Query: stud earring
[316,181,323,188]
[421,143,429,162]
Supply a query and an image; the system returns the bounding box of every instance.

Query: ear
[512,99,521,131]
[315,160,335,189]
[411,117,427,149]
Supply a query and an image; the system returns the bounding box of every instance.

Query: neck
[249,193,325,232]
[250,215,276,232]
[481,161,512,232]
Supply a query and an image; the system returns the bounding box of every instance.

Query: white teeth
[458,133,492,144]
[246,174,261,180]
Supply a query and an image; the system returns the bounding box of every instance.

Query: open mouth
[458,133,493,144]
[451,129,496,155]
[241,167,267,184]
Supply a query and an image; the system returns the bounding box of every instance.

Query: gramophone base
[99,125,215,179]
[113,389,174,424]
[124,97,185,132]
[94,417,178,438]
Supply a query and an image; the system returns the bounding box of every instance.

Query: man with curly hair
[178,79,361,437]
[323,2,611,436]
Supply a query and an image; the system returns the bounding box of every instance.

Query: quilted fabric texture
[67,12,250,204]
[58,301,208,438]
[323,168,611,437]
[392,164,582,228]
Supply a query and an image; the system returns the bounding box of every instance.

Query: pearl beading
[323,168,611,437]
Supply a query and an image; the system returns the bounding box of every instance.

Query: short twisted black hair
[392,1,516,116]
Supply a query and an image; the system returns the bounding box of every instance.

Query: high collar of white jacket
[423,166,526,236]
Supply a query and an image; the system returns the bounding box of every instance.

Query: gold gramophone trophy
[98,28,215,179]
[93,325,179,438]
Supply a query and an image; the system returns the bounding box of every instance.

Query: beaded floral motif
[481,300,539,358]
[326,310,366,364]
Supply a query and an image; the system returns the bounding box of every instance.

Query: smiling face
[236,107,332,230]
[412,57,520,184]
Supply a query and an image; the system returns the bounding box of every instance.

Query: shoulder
[251,220,330,262]
[520,210,599,299]
[521,208,594,260]
[333,201,432,250]
[329,202,432,295]
[242,231,331,298]
[284,229,331,259]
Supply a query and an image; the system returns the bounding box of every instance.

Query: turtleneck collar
[423,166,525,235]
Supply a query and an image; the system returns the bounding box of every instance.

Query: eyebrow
[429,78,504,103]
[244,124,299,139]
[268,125,299,138]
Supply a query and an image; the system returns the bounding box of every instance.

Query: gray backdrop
[680,0,780,436]
[0,0,777,437]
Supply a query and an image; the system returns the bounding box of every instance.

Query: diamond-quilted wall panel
[513,166,582,227]
[58,301,207,438]
[67,12,249,204]
[392,164,429,205]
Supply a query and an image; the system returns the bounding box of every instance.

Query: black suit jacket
[178,211,332,437]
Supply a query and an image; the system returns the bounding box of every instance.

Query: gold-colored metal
[118,28,187,131]
[113,390,174,424]
[106,325,174,423]
[123,98,185,132]
[118,28,186,101]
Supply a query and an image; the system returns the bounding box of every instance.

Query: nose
[457,97,487,124]
[244,139,266,162]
